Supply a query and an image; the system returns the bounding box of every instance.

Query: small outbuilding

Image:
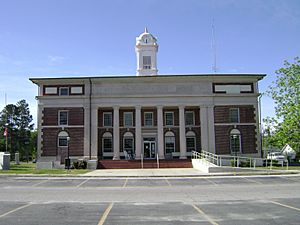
[281,144,296,160]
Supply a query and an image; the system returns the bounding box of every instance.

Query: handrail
[192,150,262,168]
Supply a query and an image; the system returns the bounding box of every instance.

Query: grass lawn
[256,166,300,171]
[0,162,91,175]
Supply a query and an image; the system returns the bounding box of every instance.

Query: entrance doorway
[143,141,156,159]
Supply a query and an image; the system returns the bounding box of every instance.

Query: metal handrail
[192,150,262,168]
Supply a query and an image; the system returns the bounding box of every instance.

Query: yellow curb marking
[98,203,114,225]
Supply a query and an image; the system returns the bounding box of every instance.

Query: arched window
[186,131,196,152]
[57,131,69,147]
[165,131,175,154]
[102,132,112,153]
[123,132,134,154]
[230,129,241,154]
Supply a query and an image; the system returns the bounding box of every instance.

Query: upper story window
[43,85,84,96]
[165,112,174,126]
[213,83,253,94]
[185,111,195,126]
[143,56,151,69]
[124,112,133,127]
[59,111,68,126]
[229,108,240,123]
[59,87,69,96]
[144,112,153,126]
[103,112,112,127]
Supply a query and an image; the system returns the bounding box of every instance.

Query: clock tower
[135,28,158,76]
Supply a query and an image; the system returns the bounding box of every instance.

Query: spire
[144,27,148,33]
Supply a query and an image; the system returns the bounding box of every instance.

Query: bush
[73,160,87,169]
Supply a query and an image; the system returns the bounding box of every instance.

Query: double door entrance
[143,140,156,159]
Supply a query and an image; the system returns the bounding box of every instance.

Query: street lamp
[66,136,70,170]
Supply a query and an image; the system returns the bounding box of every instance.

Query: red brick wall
[43,107,84,126]
[214,105,255,123]
[41,127,84,157]
[215,125,257,154]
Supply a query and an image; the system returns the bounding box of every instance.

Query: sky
[0,0,299,127]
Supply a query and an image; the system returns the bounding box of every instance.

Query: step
[98,159,192,169]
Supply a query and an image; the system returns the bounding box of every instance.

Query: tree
[0,99,34,160]
[266,57,300,153]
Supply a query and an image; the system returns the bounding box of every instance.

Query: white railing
[192,150,261,168]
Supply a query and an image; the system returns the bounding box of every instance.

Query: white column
[200,106,209,152]
[207,106,215,154]
[113,106,120,160]
[83,105,90,159]
[90,106,98,159]
[135,106,142,160]
[157,106,164,159]
[179,105,187,159]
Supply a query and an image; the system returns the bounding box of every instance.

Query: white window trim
[123,137,134,152]
[230,129,242,154]
[103,112,113,127]
[165,111,174,126]
[57,131,69,147]
[229,108,240,123]
[164,131,175,154]
[58,110,68,126]
[185,111,195,126]
[124,112,133,127]
[144,112,153,127]
[102,132,113,153]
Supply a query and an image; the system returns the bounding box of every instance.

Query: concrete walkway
[83,168,208,177]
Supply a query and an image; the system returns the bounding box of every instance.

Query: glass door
[143,141,156,159]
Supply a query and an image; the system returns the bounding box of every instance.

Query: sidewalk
[82,168,207,177]
[81,168,300,177]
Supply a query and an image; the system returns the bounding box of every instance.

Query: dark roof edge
[29,73,266,83]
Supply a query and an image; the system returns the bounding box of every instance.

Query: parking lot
[0,175,299,224]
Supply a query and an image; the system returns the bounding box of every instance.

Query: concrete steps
[98,159,192,169]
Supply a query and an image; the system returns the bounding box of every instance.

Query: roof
[29,73,266,84]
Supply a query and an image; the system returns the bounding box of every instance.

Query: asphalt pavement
[0,174,300,224]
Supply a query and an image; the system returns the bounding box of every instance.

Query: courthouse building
[30,29,265,168]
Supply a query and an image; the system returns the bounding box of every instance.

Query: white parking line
[32,179,49,187]
[270,200,300,212]
[192,204,219,225]
[76,179,90,188]
[0,203,32,218]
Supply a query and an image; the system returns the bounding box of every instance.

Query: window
[103,112,112,127]
[229,108,240,123]
[144,112,153,126]
[165,112,174,126]
[124,112,133,127]
[185,111,195,126]
[70,86,83,95]
[230,129,241,154]
[102,132,112,152]
[59,87,69,96]
[57,131,69,147]
[186,131,196,152]
[44,87,57,95]
[165,131,175,154]
[143,56,151,69]
[59,111,68,126]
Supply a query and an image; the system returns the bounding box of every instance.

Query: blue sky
[0,0,299,126]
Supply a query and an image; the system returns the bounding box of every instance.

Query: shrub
[73,160,87,169]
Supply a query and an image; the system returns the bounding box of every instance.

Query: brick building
[30,29,265,168]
